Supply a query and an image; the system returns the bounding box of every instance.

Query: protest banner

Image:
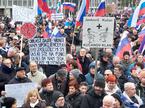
[82,17,114,48]
[5,83,37,107]
[12,5,35,23]
[20,23,36,39]
[51,13,64,20]
[29,38,66,65]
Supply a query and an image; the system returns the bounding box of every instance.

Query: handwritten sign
[5,83,37,107]
[20,23,36,39]
[51,13,64,20]
[12,5,35,23]
[29,38,66,65]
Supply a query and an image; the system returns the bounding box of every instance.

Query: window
[13,0,17,5]
[8,0,12,6]
[18,0,22,6]
[23,0,27,6]
[2,0,7,6]
[28,0,32,7]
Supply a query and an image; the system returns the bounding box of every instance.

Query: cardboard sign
[83,17,114,48]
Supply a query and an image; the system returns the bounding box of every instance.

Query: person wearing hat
[120,51,132,76]
[49,69,67,95]
[8,67,31,84]
[50,91,72,108]
[80,79,106,108]
[112,93,124,108]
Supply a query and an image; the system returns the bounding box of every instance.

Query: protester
[79,82,88,95]
[2,97,17,108]
[80,79,106,108]
[8,67,31,84]
[27,61,47,87]
[102,95,115,108]
[22,89,46,108]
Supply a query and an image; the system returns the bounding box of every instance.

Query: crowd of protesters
[0,7,144,108]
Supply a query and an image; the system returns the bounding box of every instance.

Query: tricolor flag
[37,0,51,14]
[95,0,106,17]
[51,27,62,38]
[75,0,90,28]
[138,36,145,55]
[115,31,132,59]
[127,0,145,27]
[63,2,76,12]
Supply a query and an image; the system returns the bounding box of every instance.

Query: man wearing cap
[8,67,31,84]
[50,91,72,108]
[80,79,106,108]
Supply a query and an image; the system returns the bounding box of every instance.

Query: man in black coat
[8,67,31,84]
[80,79,106,108]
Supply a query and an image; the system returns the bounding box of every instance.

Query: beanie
[52,91,64,103]
[112,93,122,106]
[94,79,105,88]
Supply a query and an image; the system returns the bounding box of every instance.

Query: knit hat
[52,91,64,103]
[112,93,122,106]
[2,97,16,108]
[89,61,95,69]
[70,69,85,83]
[56,69,67,78]
[106,75,117,82]
[94,79,105,88]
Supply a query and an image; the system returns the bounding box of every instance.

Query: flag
[51,27,62,37]
[138,36,145,54]
[139,0,145,16]
[115,31,132,59]
[63,2,76,12]
[127,0,145,27]
[127,6,140,27]
[95,0,106,16]
[75,0,90,28]
[37,0,51,14]
[138,26,145,42]
[56,0,62,13]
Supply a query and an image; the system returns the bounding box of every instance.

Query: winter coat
[0,65,16,94]
[65,91,83,108]
[77,55,92,75]
[136,83,145,104]
[80,88,106,108]
[8,76,31,84]
[22,100,46,108]
[39,89,54,106]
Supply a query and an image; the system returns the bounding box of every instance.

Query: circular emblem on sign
[20,23,36,39]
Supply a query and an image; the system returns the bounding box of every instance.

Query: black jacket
[80,88,106,108]
[8,76,31,84]
[39,89,54,106]
[65,91,83,108]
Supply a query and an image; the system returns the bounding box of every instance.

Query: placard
[29,38,66,65]
[12,5,35,22]
[82,17,114,48]
[5,83,37,107]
